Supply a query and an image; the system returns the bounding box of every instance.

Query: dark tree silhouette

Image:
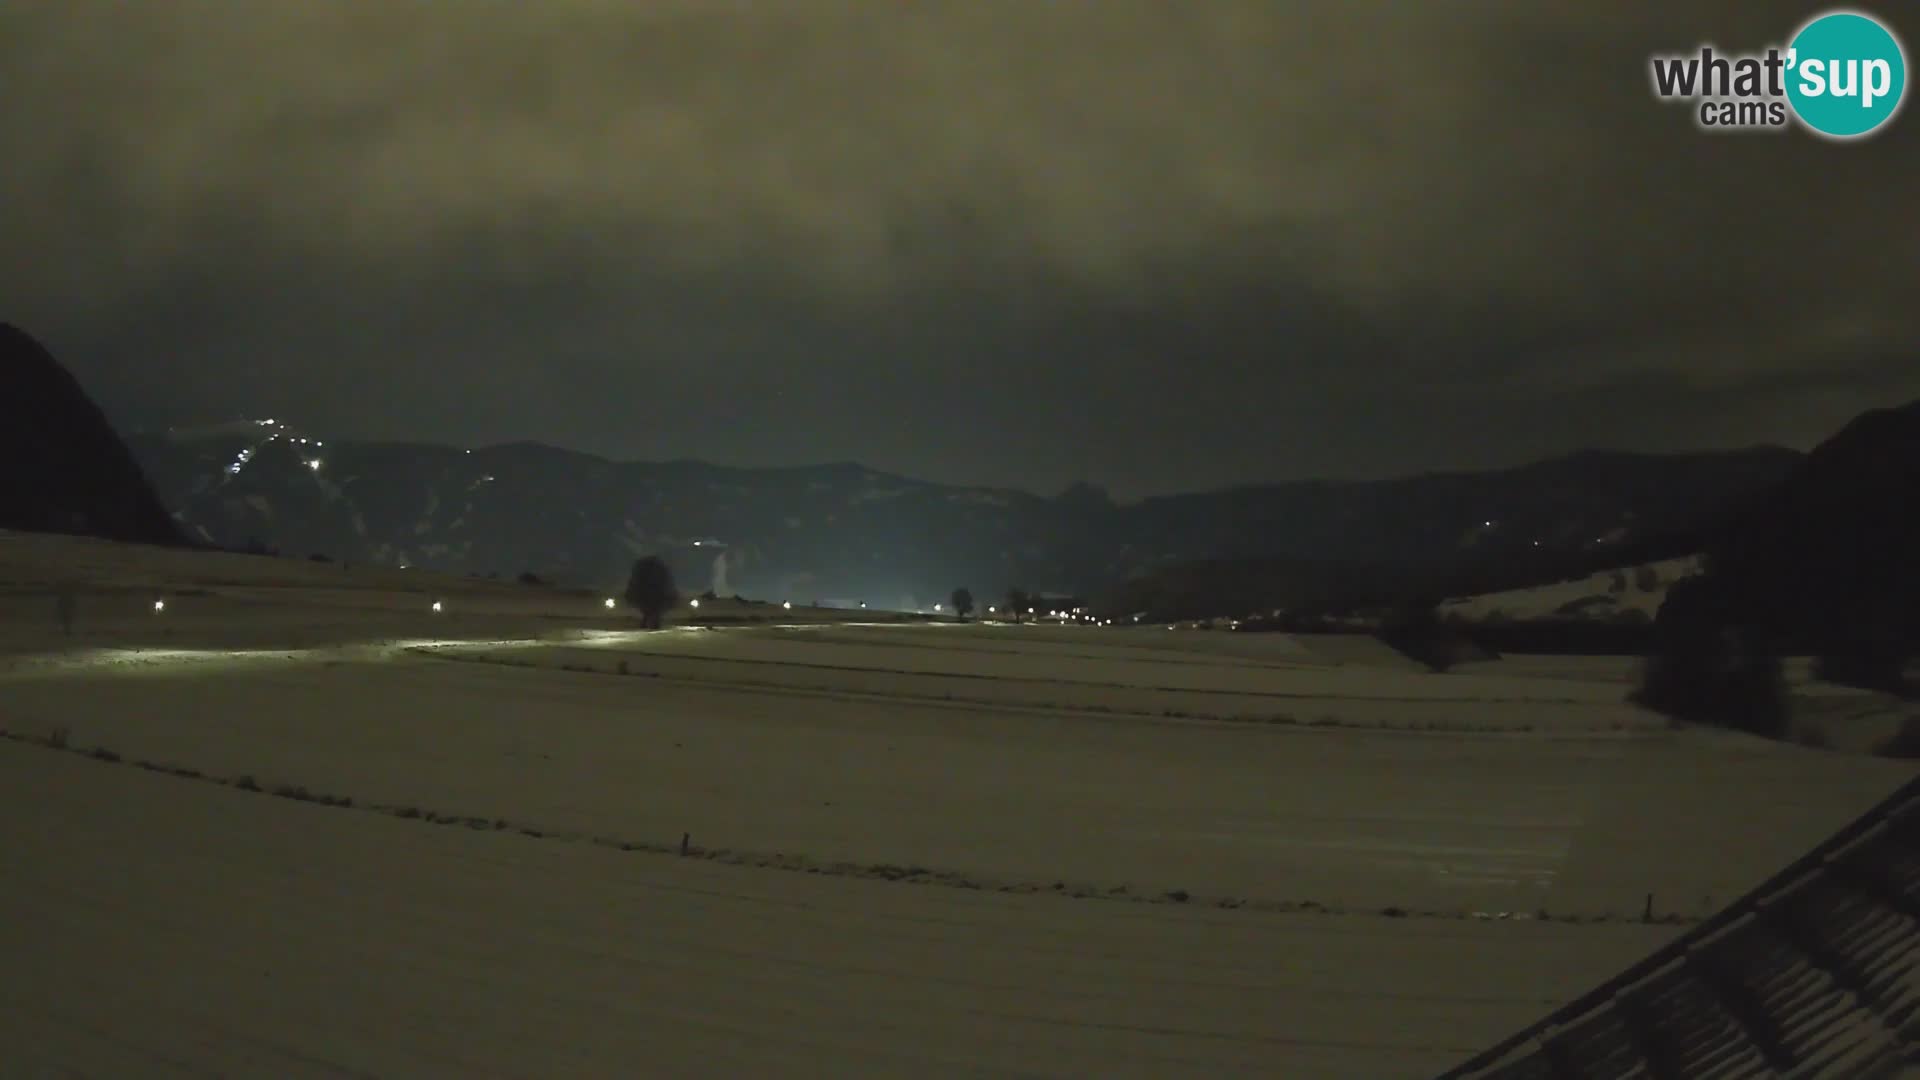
[950,587,975,621]
[624,556,678,630]
[1005,588,1030,624]
[1377,599,1465,673]
[1815,604,1910,692]
[1632,574,1787,737]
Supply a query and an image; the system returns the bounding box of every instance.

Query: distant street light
[431,600,443,613]
[690,598,701,608]
[783,601,793,610]
[604,598,616,609]
[933,603,943,612]
[152,599,165,613]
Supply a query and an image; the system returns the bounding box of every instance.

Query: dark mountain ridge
[0,324,182,547]
[124,411,1802,608]
[1704,399,1920,674]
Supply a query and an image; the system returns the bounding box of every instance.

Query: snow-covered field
[1,532,1913,1077]
[1440,556,1703,623]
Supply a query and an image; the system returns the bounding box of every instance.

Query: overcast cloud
[3,1,1915,496]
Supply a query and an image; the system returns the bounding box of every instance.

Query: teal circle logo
[1786,11,1907,139]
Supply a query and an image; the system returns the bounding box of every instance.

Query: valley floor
[1,531,1913,1077]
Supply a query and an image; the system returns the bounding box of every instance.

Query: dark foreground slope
[0,324,182,546]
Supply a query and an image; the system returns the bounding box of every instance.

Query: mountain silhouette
[0,323,183,546]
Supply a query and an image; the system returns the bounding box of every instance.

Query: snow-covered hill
[1440,556,1704,623]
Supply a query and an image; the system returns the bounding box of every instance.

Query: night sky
[3,3,1915,497]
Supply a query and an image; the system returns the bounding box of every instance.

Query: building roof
[1437,771,1920,1078]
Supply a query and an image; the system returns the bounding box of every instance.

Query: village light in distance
[153,599,166,613]
[689,598,700,608]
[604,597,616,609]
[431,600,443,613]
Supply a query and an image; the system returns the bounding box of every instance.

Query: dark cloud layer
[3,2,1916,496]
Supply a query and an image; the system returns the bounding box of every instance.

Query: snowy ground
[1,531,1913,1077]
[1439,556,1703,622]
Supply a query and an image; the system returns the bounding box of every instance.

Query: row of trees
[1631,565,1911,739]
[623,563,1004,627]
[624,562,991,627]
[943,586,1074,622]
[942,586,1040,622]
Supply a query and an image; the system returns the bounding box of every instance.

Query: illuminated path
[0,621,997,681]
